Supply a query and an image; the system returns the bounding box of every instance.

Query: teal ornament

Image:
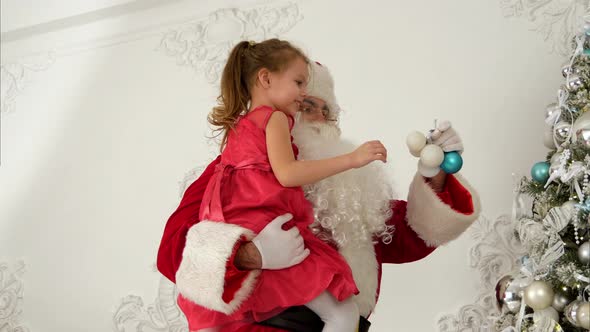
[531,161,550,183]
[440,151,463,174]
[584,49,590,56]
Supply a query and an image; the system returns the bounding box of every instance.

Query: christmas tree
[494,20,590,331]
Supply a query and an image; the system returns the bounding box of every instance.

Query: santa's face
[293,96,341,143]
[298,96,329,123]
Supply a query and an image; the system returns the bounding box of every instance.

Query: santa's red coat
[157,156,480,331]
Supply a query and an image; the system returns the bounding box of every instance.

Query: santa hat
[307,61,341,121]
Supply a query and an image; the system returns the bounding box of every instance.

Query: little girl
[179,39,387,332]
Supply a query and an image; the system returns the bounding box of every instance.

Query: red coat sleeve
[156,156,221,283]
[377,173,477,264]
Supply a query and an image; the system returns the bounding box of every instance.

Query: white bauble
[406,131,426,157]
[419,144,444,168]
[533,306,560,324]
[573,112,590,136]
[418,160,440,178]
[524,280,554,310]
[577,302,590,329]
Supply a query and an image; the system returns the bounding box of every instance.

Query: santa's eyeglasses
[299,99,336,122]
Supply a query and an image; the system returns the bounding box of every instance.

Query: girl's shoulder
[244,106,293,131]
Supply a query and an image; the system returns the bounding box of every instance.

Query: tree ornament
[495,275,522,313]
[578,241,590,265]
[440,151,463,174]
[576,302,590,329]
[531,162,550,184]
[523,280,554,310]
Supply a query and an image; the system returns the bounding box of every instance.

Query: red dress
[178,106,358,330]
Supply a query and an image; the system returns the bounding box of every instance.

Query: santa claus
[156,61,481,331]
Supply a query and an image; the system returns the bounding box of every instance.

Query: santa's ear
[256,68,271,88]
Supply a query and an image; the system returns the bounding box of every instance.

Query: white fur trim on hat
[175,220,260,314]
[308,61,341,120]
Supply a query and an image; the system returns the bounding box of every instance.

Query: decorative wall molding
[0,1,302,114]
[499,0,590,56]
[0,53,56,114]
[113,276,187,332]
[111,163,208,332]
[0,261,29,332]
[437,215,526,331]
[156,2,303,83]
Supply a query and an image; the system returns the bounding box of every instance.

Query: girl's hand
[349,140,387,168]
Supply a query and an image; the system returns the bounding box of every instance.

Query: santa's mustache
[292,116,341,143]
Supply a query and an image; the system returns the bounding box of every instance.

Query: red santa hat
[307,61,341,122]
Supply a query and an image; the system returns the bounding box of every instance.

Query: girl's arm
[266,111,387,187]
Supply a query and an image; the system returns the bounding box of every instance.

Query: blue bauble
[440,151,463,174]
[531,161,550,183]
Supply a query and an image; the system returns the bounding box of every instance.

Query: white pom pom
[418,160,440,177]
[406,131,426,156]
[420,144,444,168]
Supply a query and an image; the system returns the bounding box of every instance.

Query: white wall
[0,0,579,331]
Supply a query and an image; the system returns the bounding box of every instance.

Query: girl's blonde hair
[209,38,308,150]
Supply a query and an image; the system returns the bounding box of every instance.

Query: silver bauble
[552,290,574,312]
[579,241,590,265]
[554,121,571,143]
[576,129,590,148]
[573,111,590,146]
[545,103,560,121]
[562,65,574,78]
[564,299,582,325]
[524,280,554,310]
[566,74,584,92]
[577,302,590,329]
[495,275,522,313]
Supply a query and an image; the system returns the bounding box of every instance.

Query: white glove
[430,120,464,154]
[252,213,310,270]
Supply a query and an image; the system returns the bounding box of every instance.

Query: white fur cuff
[175,221,260,314]
[406,173,481,247]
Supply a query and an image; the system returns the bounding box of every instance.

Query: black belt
[258,305,371,332]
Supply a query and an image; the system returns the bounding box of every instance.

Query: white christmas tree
[494,19,590,332]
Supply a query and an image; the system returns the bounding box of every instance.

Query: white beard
[292,120,397,317]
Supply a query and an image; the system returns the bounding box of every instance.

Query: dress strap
[261,109,294,131]
[245,105,294,131]
[262,108,276,129]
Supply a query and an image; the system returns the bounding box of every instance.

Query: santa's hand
[430,120,464,154]
[252,213,310,270]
